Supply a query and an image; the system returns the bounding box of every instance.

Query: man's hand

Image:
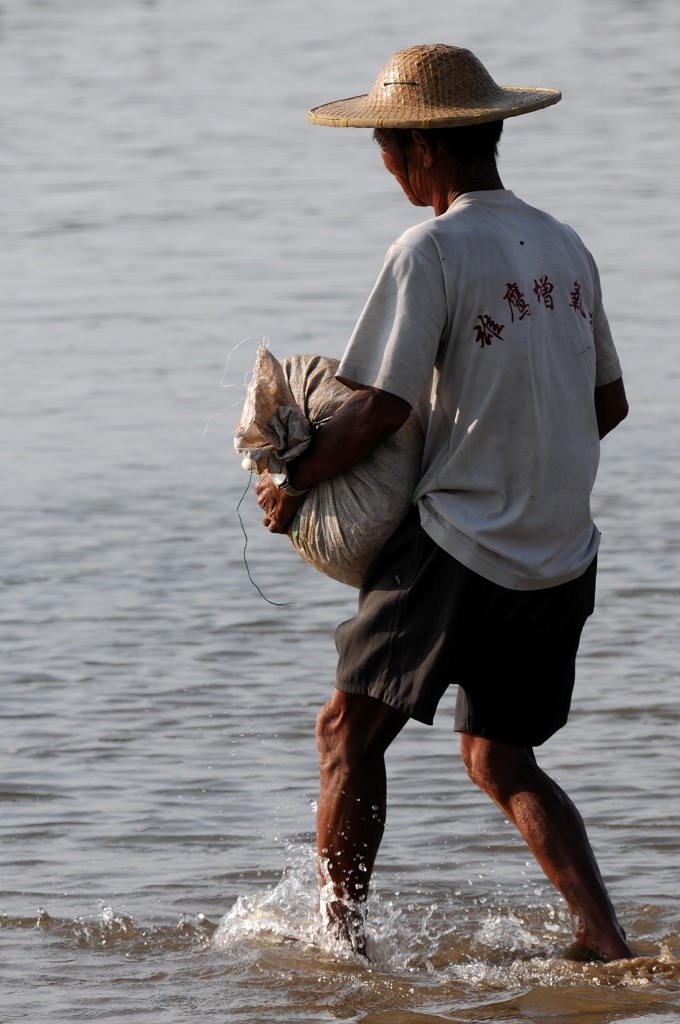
[255,471,304,534]
[594,377,628,439]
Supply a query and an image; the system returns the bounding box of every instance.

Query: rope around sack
[236,473,295,608]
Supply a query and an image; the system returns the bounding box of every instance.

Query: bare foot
[567,915,633,962]
[323,899,368,958]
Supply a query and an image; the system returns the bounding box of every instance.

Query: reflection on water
[1,0,679,1020]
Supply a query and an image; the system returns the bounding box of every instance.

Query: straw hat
[308,44,560,129]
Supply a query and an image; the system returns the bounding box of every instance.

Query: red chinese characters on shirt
[503,283,531,322]
[533,274,554,309]
[570,280,587,318]
[474,314,505,348]
[475,273,598,350]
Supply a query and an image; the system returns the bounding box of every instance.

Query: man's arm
[594,376,628,439]
[255,384,412,533]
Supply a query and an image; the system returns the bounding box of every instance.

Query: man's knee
[459,733,489,790]
[316,692,366,780]
[316,697,347,770]
[316,690,406,775]
[459,732,534,797]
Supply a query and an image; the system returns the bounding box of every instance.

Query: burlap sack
[235,344,424,588]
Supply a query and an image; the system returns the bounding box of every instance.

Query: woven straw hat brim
[308,86,561,129]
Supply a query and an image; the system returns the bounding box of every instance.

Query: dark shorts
[335,507,597,747]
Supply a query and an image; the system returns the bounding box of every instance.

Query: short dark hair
[373,120,504,163]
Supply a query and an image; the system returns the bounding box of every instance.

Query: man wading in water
[255,44,632,962]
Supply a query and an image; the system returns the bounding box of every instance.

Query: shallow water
[1,0,679,1020]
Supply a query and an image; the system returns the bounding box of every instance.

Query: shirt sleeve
[588,252,623,388]
[337,240,448,407]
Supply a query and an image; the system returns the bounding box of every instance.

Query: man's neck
[432,162,504,216]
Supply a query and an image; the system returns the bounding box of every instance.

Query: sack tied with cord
[235,343,424,588]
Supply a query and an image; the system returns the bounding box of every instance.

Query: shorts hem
[333,682,434,726]
[454,718,568,748]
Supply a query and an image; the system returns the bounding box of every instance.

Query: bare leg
[316,690,408,948]
[460,733,632,961]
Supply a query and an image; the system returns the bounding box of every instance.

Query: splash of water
[211,845,680,994]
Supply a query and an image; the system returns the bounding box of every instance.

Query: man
[255,44,631,961]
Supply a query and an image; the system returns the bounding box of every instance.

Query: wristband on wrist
[270,469,310,498]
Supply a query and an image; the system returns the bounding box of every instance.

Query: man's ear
[410,130,436,169]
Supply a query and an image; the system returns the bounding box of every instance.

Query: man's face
[379,141,428,208]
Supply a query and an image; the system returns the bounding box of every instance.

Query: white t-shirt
[337,190,622,591]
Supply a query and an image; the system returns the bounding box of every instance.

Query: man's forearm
[255,384,412,534]
[288,386,412,491]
